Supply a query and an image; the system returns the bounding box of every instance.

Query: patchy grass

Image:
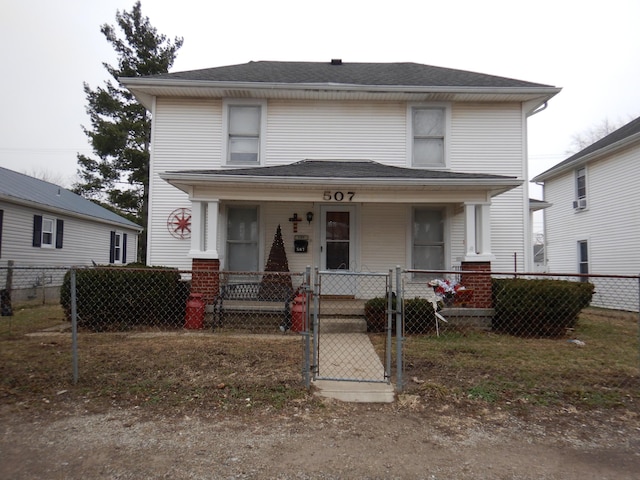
[1,304,638,417]
[0,315,316,415]
[391,308,639,410]
[0,303,66,340]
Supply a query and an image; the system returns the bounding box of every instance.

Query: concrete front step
[318,316,367,334]
[312,379,395,403]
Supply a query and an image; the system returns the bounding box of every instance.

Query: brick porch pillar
[191,258,220,306]
[460,261,492,308]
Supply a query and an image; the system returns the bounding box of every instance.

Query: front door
[320,206,357,295]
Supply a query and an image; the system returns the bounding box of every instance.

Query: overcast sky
[2,0,640,193]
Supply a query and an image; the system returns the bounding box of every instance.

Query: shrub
[61,265,190,331]
[364,296,395,333]
[364,296,437,335]
[492,278,594,337]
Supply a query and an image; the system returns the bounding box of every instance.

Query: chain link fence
[1,265,638,408]
[398,269,640,407]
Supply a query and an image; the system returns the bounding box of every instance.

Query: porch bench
[213,282,294,330]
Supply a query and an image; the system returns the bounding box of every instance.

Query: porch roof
[160,160,522,198]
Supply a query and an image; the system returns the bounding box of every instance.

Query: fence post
[303,266,312,388]
[395,266,403,393]
[385,269,393,383]
[312,267,320,379]
[71,268,78,385]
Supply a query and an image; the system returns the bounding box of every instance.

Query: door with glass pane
[320,206,356,295]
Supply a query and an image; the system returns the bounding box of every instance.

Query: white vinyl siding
[0,201,138,268]
[544,143,640,275]
[359,204,407,271]
[450,104,524,176]
[147,97,530,271]
[265,100,406,166]
[148,97,222,269]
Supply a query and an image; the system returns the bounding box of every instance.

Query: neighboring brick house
[121,60,560,307]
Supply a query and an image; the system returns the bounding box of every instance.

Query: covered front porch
[160,160,522,307]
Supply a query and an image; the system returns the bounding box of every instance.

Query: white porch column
[189,200,219,259]
[464,203,477,256]
[477,203,492,256]
[205,200,219,258]
[461,202,495,262]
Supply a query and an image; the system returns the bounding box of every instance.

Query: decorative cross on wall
[288,213,301,233]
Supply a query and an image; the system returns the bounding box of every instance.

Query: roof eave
[0,193,143,232]
[532,131,640,182]
[120,76,561,109]
[159,171,522,195]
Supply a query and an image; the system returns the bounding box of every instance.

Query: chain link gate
[303,268,394,386]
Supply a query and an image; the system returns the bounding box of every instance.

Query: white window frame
[407,103,451,168]
[577,239,589,281]
[410,207,447,275]
[113,232,123,264]
[225,205,260,273]
[41,217,55,248]
[222,99,267,166]
[574,167,587,210]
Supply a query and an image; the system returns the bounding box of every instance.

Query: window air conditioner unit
[572,198,587,209]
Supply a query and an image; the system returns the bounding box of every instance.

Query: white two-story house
[121,60,560,307]
[532,115,640,276]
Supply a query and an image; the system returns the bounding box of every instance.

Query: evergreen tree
[74,1,183,263]
[260,225,293,299]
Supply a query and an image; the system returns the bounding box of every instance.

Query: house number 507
[323,191,355,201]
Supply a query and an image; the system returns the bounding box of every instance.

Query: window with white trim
[32,215,63,249]
[109,231,128,264]
[574,167,587,209]
[223,101,265,166]
[578,240,589,281]
[410,106,447,167]
[412,208,445,272]
[226,206,259,271]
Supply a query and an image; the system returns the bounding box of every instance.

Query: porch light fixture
[306,211,314,224]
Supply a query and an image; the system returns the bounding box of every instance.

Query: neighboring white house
[0,166,142,269]
[532,115,640,276]
[121,60,560,307]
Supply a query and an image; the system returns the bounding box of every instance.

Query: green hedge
[61,265,190,331]
[364,296,437,334]
[492,278,594,337]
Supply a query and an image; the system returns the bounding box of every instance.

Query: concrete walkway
[312,331,395,403]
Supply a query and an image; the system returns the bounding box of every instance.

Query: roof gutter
[120,76,561,97]
[159,171,522,188]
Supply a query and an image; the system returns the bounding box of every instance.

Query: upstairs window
[574,167,587,209]
[224,101,265,166]
[411,106,447,167]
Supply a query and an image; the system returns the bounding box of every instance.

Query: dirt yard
[2,306,639,479]
[2,395,639,479]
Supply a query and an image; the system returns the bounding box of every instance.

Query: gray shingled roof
[533,115,640,181]
[0,167,142,230]
[165,159,516,180]
[142,60,553,88]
